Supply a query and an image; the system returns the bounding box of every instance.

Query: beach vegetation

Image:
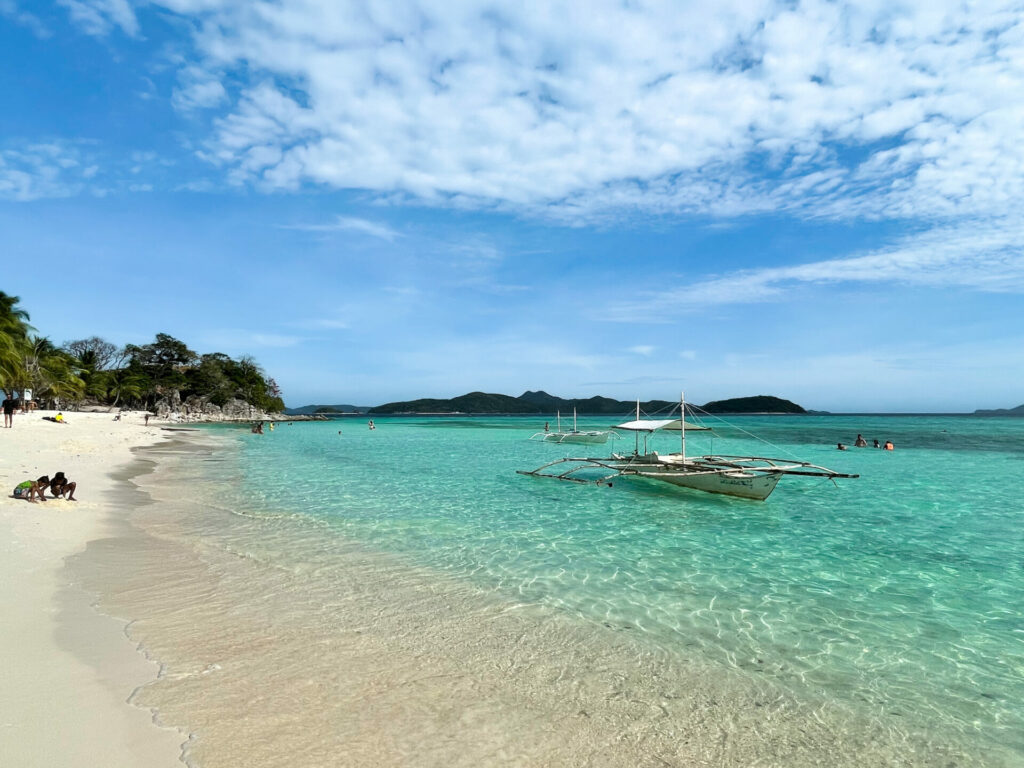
[0,295,285,413]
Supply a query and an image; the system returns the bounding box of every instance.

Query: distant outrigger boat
[518,394,857,500]
[530,409,617,445]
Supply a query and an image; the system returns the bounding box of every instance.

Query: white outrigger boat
[530,408,617,445]
[518,393,857,500]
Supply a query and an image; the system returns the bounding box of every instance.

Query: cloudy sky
[3,0,1023,411]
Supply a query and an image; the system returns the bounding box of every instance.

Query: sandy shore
[0,409,185,767]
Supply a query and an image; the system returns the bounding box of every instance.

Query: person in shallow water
[837,443,848,450]
[854,434,867,447]
[883,440,894,450]
[873,439,880,448]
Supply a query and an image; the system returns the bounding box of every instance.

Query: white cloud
[58,0,138,36]
[1,0,51,37]
[284,215,400,241]
[606,218,1024,319]
[133,0,1024,226]
[0,142,97,201]
[172,66,228,112]
[629,345,655,356]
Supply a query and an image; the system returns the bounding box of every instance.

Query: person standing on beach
[2,394,16,428]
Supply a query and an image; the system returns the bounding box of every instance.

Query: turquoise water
[215,414,1023,758]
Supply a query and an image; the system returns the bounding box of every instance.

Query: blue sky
[2,1,1023,412]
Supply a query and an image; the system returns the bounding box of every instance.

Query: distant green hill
[368,392,806,415]
[517,391,675,415]
[973,403,1024,416]
[284,403,369,415]
[700,395,806,414]
[370,392,539,414]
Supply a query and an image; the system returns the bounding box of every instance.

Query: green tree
[106,370,146,409]
[62,337,128,406]
[63,337,122,371]
[0,291,33,396]
[126,333,197,407]
[185,353,235,406]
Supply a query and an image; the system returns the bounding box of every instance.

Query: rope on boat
[680,403,808,462]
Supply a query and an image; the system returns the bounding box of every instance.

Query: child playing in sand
[13,476,50,502]
[49,472,77,500]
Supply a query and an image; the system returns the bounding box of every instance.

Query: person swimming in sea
[837,443,848,450]
[854,434,867,447]
[883,440,894,451]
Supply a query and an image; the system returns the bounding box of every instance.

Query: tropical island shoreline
[1,409,1015,767]
[0,410,187,767]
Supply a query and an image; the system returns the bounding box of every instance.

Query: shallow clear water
[212,413,1024,759]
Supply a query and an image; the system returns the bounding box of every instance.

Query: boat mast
[680,391,686,463]
[635,399,641,456]
[573,408,578,432]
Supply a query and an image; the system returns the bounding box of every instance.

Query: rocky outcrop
[150,392,320,422]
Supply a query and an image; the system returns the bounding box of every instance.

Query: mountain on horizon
[366,392,805,415]
[701,395,805,414]
[284,404,370,415]
[973,403,1024,416]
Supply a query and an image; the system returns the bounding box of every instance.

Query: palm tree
[0,292,33,396]
[107,371,145,409]
[18,337,85,408]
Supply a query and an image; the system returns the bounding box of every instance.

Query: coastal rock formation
[151,392,313,422]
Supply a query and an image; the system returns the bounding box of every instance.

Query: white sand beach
[0,410,185,768]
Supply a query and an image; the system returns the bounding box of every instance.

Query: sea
[70,413,1024,767]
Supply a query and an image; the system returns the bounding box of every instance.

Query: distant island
[331,391,809,415]
[284,403,370,416]
[973,404,1024,416]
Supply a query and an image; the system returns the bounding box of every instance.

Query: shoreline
[69,425,1008,767]
[3,414,1016,766]
[0,410,185,767]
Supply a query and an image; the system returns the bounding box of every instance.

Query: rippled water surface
[207,414,1022,760]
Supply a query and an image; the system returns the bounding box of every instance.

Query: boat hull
[630,467,782,500]
[542,432,611,445]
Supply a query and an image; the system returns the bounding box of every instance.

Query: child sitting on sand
[13,476,50,502]
[49,472,77,501]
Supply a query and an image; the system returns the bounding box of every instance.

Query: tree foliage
[0,294,284,413]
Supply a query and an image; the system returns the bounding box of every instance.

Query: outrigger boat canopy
[518,393,858,501]
[613,418,710,432]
